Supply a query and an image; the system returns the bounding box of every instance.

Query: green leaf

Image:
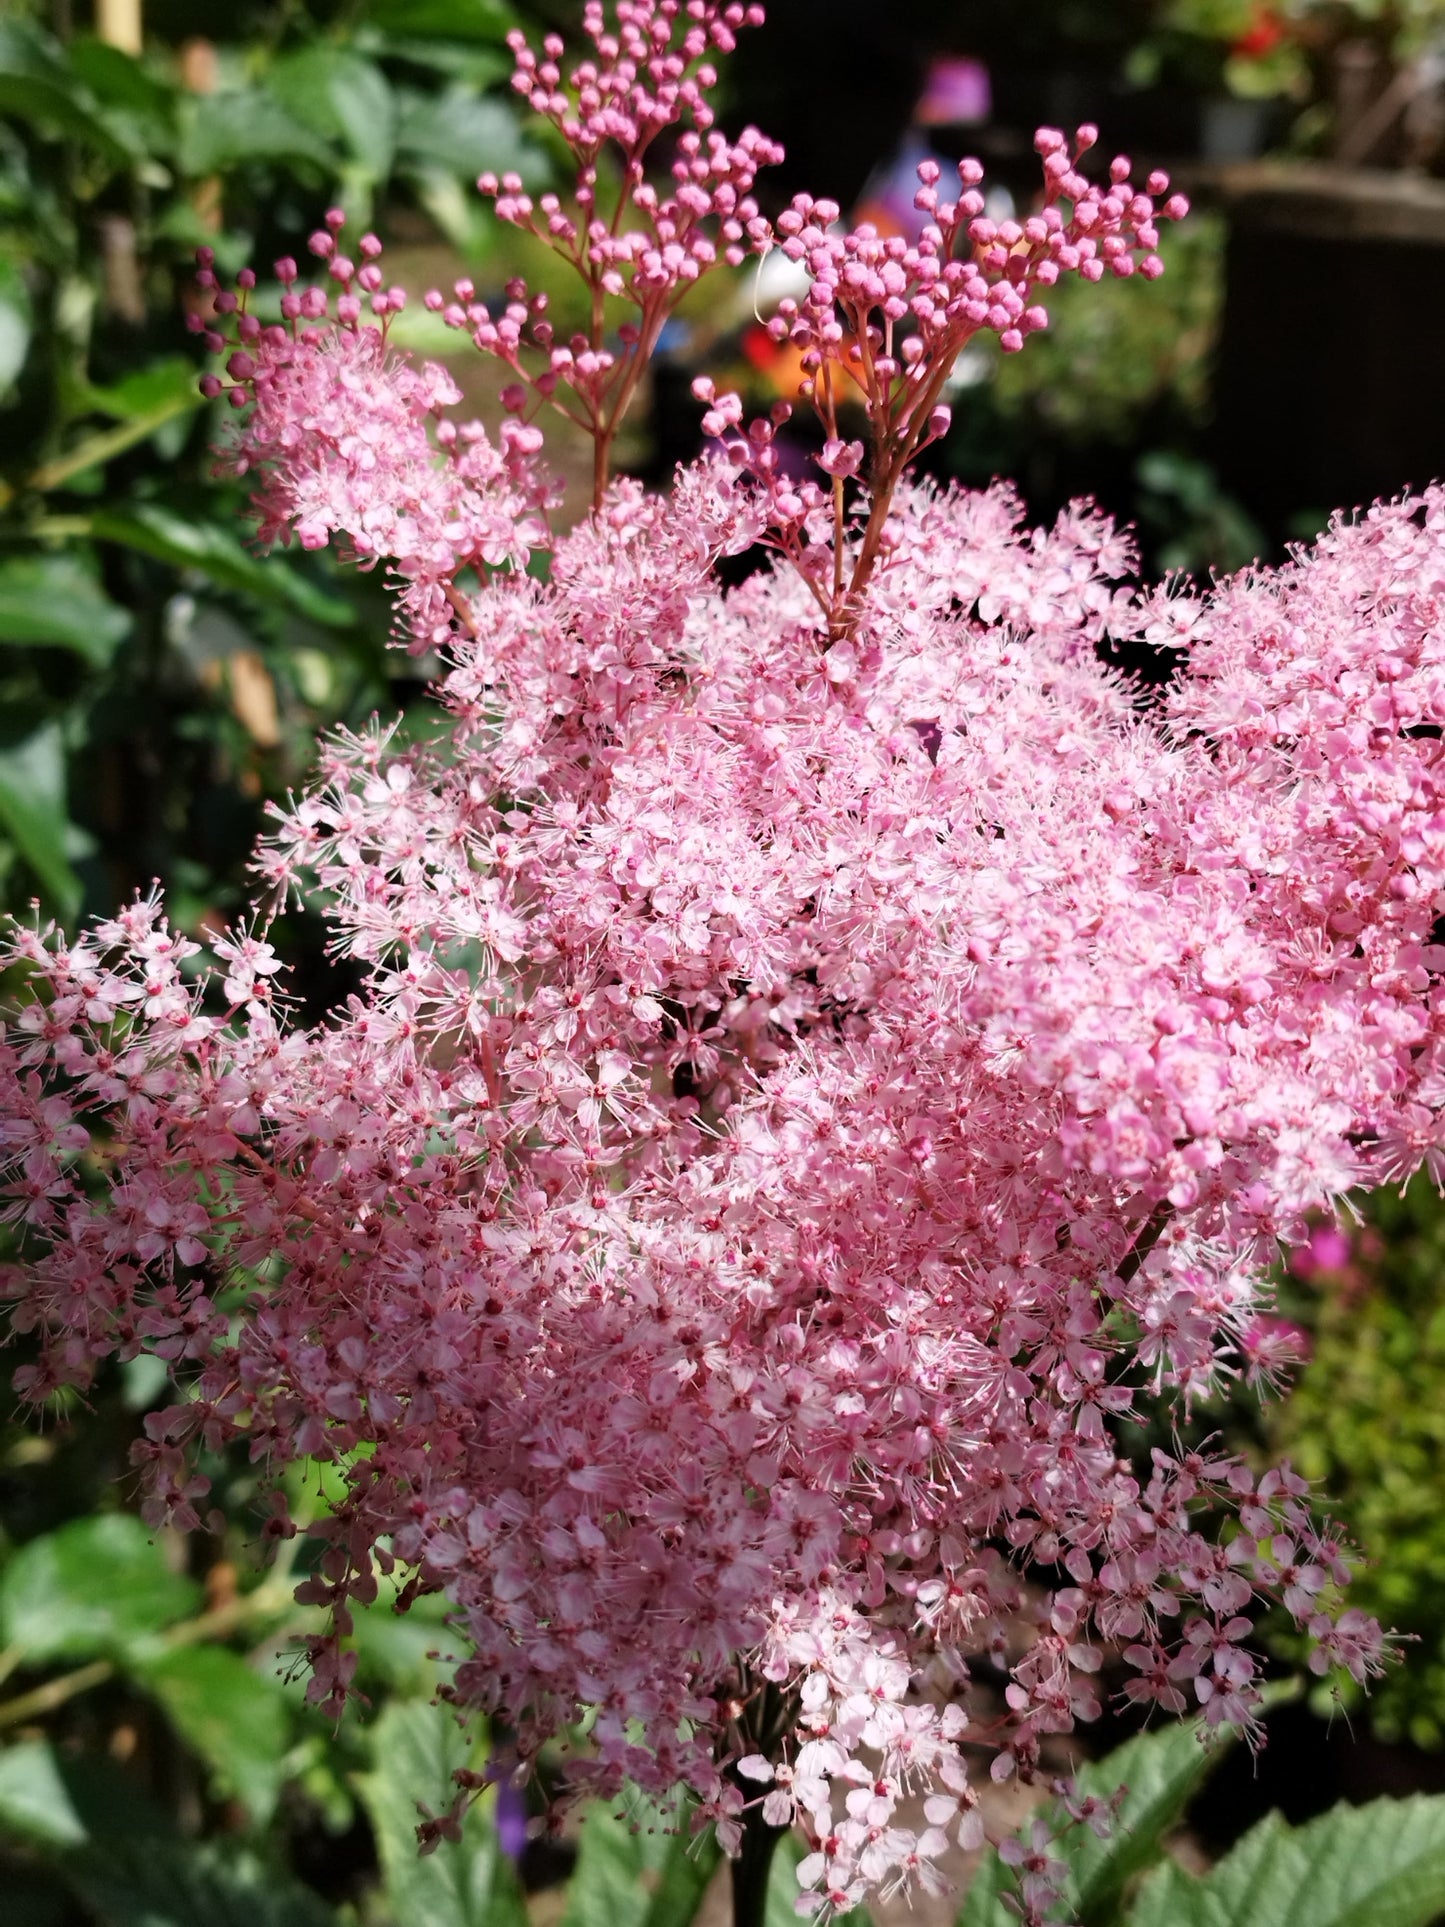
[1068,1717,1234,1925]
[956,1843,1016,1927]
[0,724,84,920]
[268,49,396,182]
[562,1796,705,1927]
[176,90,334,177]
[1128,1794,1445,1927]
[0,21,135,165]
[66,36,176,154]
[0,1513,202,1665]
[0,252,33,397]
[355,1699,527,1927]
[348,1586,453,1689]
[0,553,131,665]
[84,355,197,423]
[0,1745,336,1927]
[394,85,546,182]
[363,0,515,41]
[89,504,354,628]
[137,1646,293,1826]
[0,1739,89,1848]
[640,1823,723,1927]
[70,1837,339,1927]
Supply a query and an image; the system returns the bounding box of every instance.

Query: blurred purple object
[916,55,990,127]
[495,1777,529,1861]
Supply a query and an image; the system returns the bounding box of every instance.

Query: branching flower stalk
[4,5,1443,1924]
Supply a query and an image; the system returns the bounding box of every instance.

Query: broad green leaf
[363,0,515,40]
[1128,1794,1445,1927]
[0,21,136,165]
[269,49,396,182]
[395,85,546,182]
[89,504,354,628]
[0,253,32,395]
[0,1739,88,1848]
[1068,1717,1233,1924]
[176,90,334,177]
[137,1646,293,1825]
[65,36,176,155]
[0,724,84,920]
[563,1795,707,1927]
[958,1708,1260,1926]
[348,1587,453,1689]
[0,1513,201,1665]
[355,1699,527,1927]
[0,1746,336,1927]
[0,553,131,665]
[84,355,197,423]
[640,1823,723,1927]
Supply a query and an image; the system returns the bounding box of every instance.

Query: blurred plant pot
[1211,162,1445,536]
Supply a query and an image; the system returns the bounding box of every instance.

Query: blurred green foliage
[0,0,544,934]
[1266,1177,1445,1750]
[966,1707,1445,1926]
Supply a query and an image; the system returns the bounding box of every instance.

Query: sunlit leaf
[0,253,32,396]
[84,356,198,423]
[0,1513,202,1665]
[177,90,333,177]
[269,49,396,182]
[363,0,515,41]
[0,1740,89,1849]
[90,504,353,628]
[355,1699,526,1927]
[1128,1794,1445,1927]
[394,85,546,183]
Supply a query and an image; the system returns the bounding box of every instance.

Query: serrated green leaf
[89,504,353,628]
[1068,1717,1233,1924]
[956,1842,1016,1927]
[0,553,130,665]
[269,49,395,182]
[137,1646,293,1825]
[561,1796,684,1927]
[0,1739,89,1848]
[0,1513,202,1665]
[0,724,83,920]
[355,1699,526,1927]
[1128,1794,1445,1927]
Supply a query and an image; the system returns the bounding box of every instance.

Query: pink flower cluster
[3,3,1440,1920]
[434,1,779,499]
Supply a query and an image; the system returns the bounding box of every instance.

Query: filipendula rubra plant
[3,2,1439,1920]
